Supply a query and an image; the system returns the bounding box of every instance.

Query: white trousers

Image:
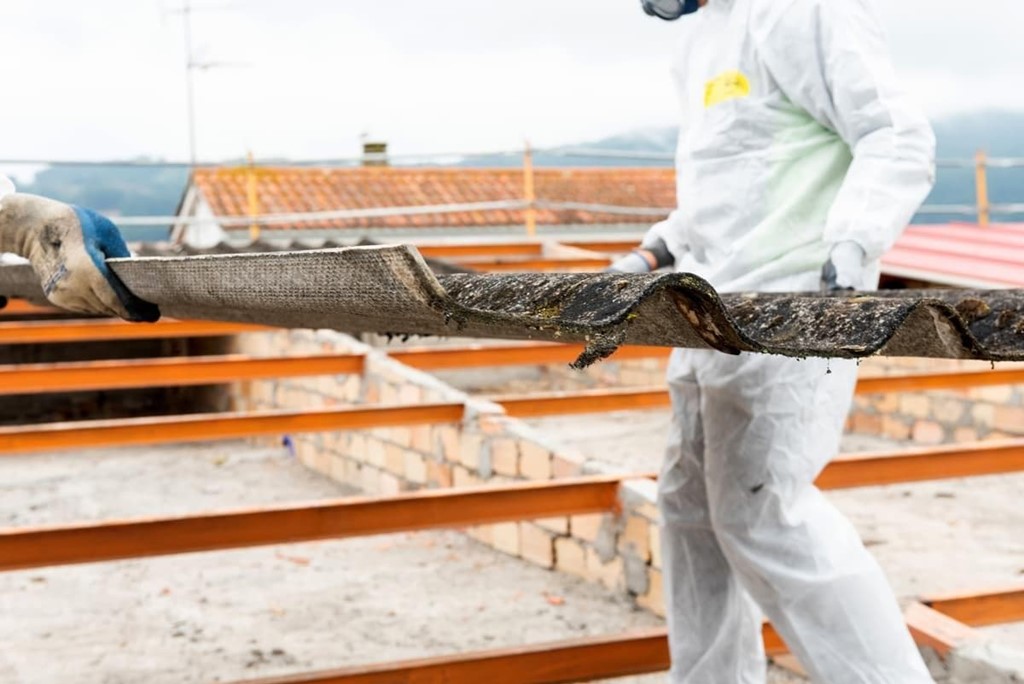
[659,349,933,683]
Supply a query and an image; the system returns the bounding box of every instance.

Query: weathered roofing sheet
[4,245,1024,367]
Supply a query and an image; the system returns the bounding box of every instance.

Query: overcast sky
[1,0,1022,164]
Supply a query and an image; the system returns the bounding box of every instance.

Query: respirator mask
[640,0,701,20]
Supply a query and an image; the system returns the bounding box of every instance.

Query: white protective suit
[645,0,937,682]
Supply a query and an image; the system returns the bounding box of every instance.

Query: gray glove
[821,241,866,291]
[0,192,159,321]
[606,237,675,273]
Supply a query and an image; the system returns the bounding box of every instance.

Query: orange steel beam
[227,602,997,684]
[0,318,270,344]
[0,300,57,316]
[496,387,670,418]
[231,630,672,684]
[417,243,543,258]
[226,625,801,684]
[857,369,1024,393]
[561,239,640,253]
[472,258,611,272]
[0,475,628,571]
[0,353,365,395]
[923,586,1024,627]
[480,367,1024,416]
[394,343,668,371]
[904,603,981,657]
[0,403,464,455]
[816,439,1024,489]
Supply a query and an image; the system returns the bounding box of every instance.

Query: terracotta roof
[191,167,676,230]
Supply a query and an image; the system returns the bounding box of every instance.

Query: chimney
[362,141,389,167]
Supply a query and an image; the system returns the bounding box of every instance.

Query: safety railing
[7,146,1022,238]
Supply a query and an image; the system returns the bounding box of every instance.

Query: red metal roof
[885,223,1024,288]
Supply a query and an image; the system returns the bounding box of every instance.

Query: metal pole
[246,151,260,242]
[975,150,990,227]
[182,0,198,167]
[523,141,537,238]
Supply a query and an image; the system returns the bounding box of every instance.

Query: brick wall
[231,330,667,617]
[850,358,1024,445]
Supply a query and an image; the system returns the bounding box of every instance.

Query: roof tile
[192,166,676,230]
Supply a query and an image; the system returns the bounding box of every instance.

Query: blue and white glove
[0,183,159,321]
[821,241,866,292]
[606,237,675,274]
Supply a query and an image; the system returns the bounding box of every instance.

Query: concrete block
[933,398,967,424]
[379,382,399,404]
[554,537,587,578]
[570,513,603,543]
[490,438,520,477]
[637,568,665,617]
[379,471,402,496]
[325,453,347,482]
[912,420,945,445]
[519,523,555,569]
[899,394,931,420]
[398,383,423,404]
[410,425,433,454]
[452,466,481,488]
[404,450,427,485]
[882,415,913,441]
[536,516,570,536]
[425,459,453,488]
[585,547,624,592]
[872,392,901,414]
[459,433,482,470]
[970,385,1015,404]
[850,412,882,435]
[364,436,386,468]
[467,524,494,545]
[491,522,520,557]
[618,515,651,562]
[389,427,413,448]
[953,426,979,443]
[360,466,380,495]
[994,405,1024,434]
[520,441,552,480]
[972,404,996,429]
[552,453,584,478]
[384,444,406,475]
[347,433,367,461]
[436,425,461,463]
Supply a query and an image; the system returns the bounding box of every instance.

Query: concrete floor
[0,442,675,683]
[3,419,1020,682]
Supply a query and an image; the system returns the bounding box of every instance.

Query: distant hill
[20,161,188,241]
[16,110,1024,240]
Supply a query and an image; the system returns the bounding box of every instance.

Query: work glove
[821,241,866,292]
[606,237,675,274]
[0,188,160,322]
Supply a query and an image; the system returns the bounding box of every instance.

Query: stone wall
[850,358,1024,445]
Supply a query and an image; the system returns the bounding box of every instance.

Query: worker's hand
[821,241,866,291]
[606,237,675,273]
[0,193,160,321]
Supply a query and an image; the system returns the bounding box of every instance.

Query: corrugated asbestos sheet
[4,245,1024,367]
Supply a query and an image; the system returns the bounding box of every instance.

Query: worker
[0,176,158,321]
[610,0,936,681]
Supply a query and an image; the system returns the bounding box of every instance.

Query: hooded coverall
[641,0,937,681]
